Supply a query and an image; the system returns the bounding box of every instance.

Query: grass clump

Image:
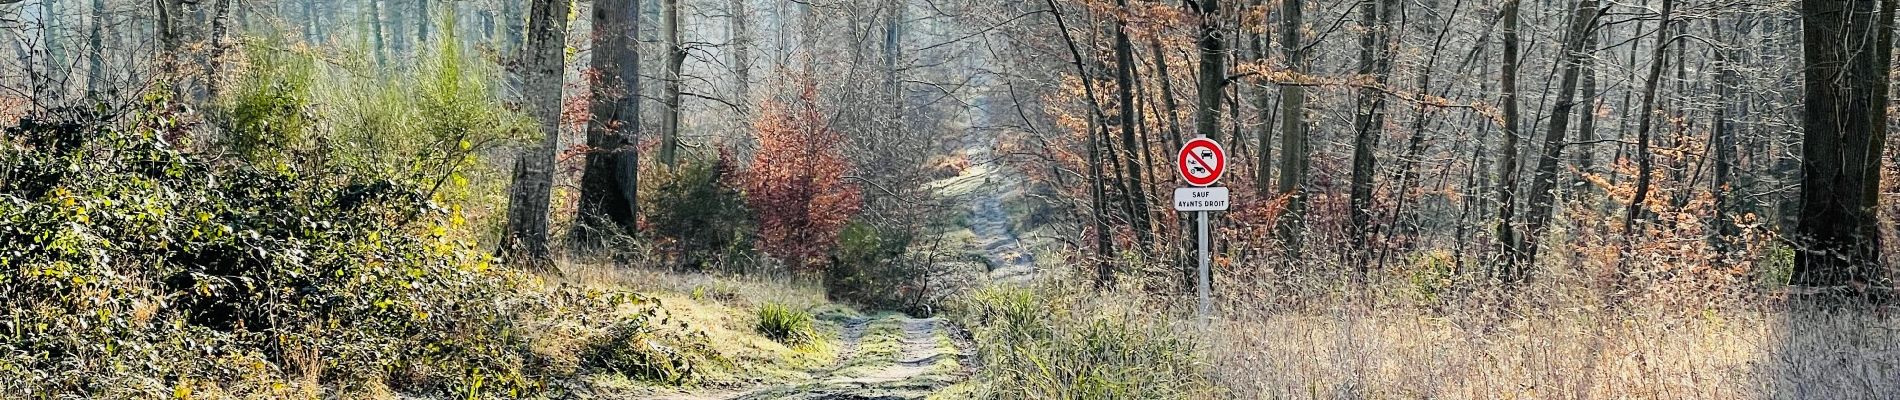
[581,305,730,386]
[952,284,1218,399]
[757,302,817,345]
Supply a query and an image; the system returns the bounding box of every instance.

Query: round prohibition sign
[1177,137,1226,187]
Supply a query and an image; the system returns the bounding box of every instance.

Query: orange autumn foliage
[744,86,863,273]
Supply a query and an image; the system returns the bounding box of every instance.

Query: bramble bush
[0,105,552,396]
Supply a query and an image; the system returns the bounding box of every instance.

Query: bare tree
[657,0,684,166]
[1115,0,1153,247]
[1793,0,1895,292]
[1518,0,1600,272]
[1275,0,1310,256]
[1492,0,1524,279]
[1624,0,1674,229]
[1348,0,1396,270]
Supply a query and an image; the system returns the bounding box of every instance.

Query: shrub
[219,36,315,162]
[0,106,539,397]
[743,85,862,273]
[755,302,816,345]
[826,221,933,312]
[642,152,754,270]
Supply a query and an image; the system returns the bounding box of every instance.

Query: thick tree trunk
[1518,0,1599,273]
[1276,0,1310,256]
[499,0,571,270]
[1710,18,1739,254]
[658,0,684,166]
[577,0,643,246]
[1194,0,1225,143]
[1794,0,1894,291]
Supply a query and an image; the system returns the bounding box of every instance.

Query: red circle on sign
[1177,138,1226,187]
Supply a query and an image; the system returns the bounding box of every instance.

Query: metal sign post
[1174,138,1227,326]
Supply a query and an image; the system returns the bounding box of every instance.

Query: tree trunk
[1571,18,1599,200]
[1047,0,1117,287]
[1624,0,1673,229]
[303,0,318,43]
[658,0,684,166]
[205,0,233,101]
[577,0,643,247]
[1276,0,1310,256]
[156,0,183,96]
[503,0,524,60]
[1250,0,1274,195]
[40,0,61,87]
[1152,38,1186,151]
[1194,0,1225,143]
[1114,0,1154,249]
[88,0,105,97]
[418,0,430,46]
[1794,0,1894,291]
[730,0,753,152]
[1348,0,1395,271]
[1710,18,1739,254]
[1493,0,1524,279]
[499,0,572,270]
[370,0,387,67]
[1518,0,1599,273]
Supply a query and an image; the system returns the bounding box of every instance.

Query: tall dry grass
[1033,199,1900,399]
[1203,292,1898,399]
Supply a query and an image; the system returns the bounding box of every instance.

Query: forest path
[714,313,972,400]
[963,138,1038,284]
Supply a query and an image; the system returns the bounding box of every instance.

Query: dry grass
[1162,255,1900,400]
[1207,302,1898,399]
[536,260,848,387]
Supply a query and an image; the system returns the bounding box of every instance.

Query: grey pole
[1197,210,1211,325]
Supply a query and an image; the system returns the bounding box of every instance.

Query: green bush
[641,154,754,270]
[826,221,931,311]
[219,36,315,162]
[305,30,525,241]
[755,302,816,345]
[0,106,539,397]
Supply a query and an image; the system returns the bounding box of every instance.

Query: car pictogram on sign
[1177,138,1226,187]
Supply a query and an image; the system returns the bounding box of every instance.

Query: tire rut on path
[724,315,971,400]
